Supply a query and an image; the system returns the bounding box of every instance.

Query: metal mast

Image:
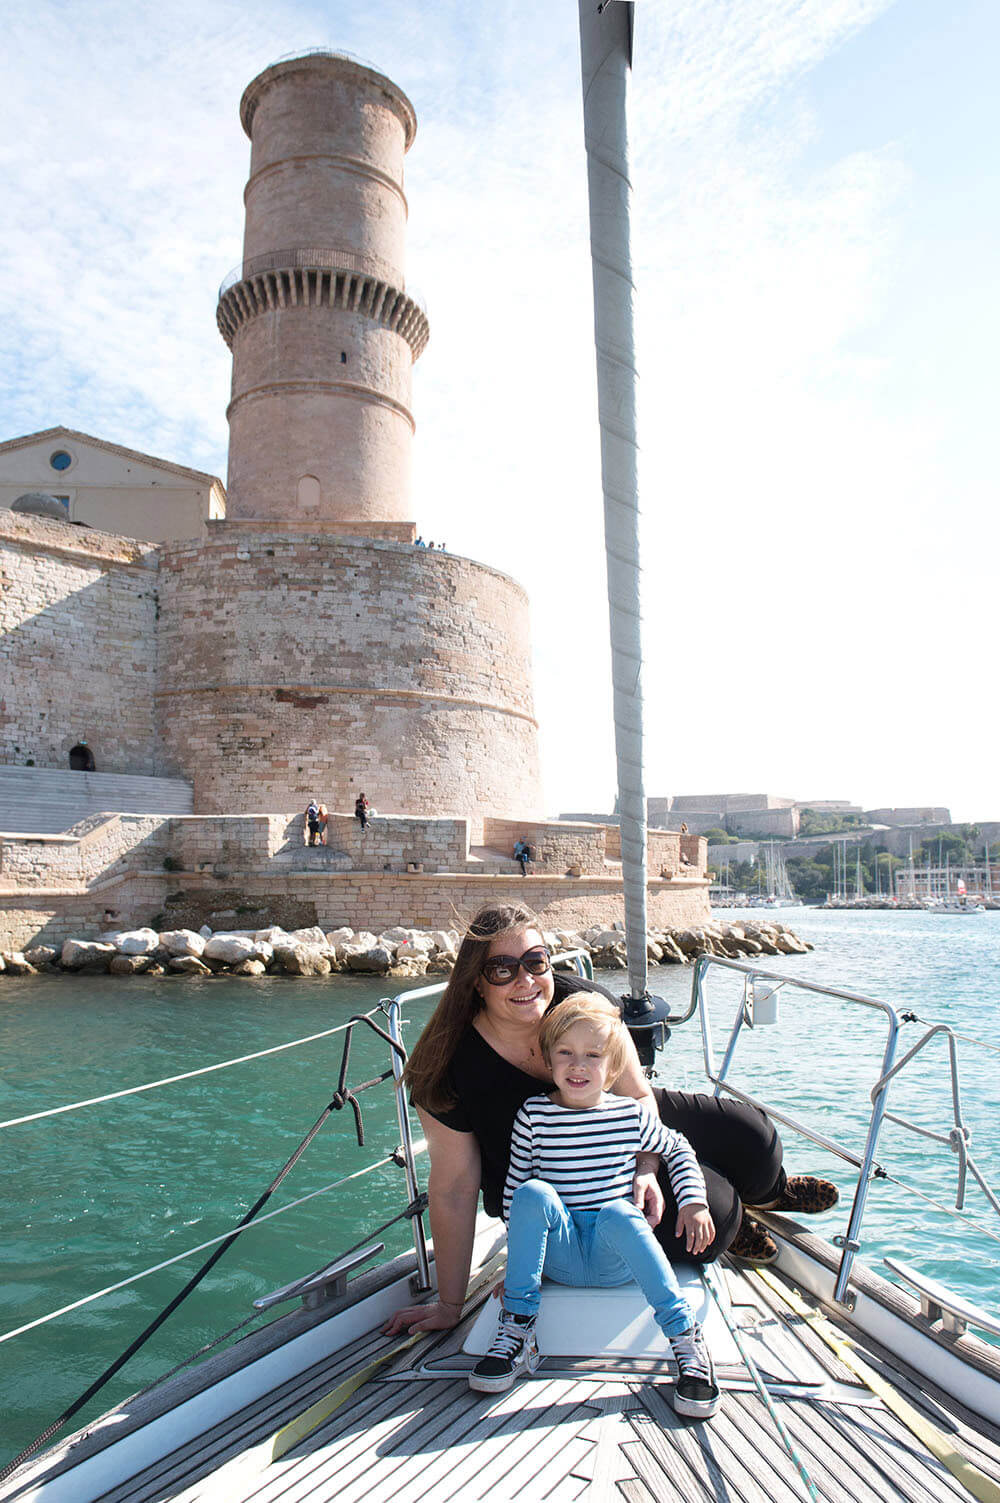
[577,0,648,1002]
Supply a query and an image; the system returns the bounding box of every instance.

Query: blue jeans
[503,1179,694,1339]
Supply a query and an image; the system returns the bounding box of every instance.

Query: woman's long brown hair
[403,901,540,1113]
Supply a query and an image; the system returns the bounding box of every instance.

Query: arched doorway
[69,743,96,772]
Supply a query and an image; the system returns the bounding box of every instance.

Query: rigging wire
[0,1154,400,1346]
[0,1016,375,1130]
[127,1184,439,1407]
[0,1009,415,1485]
[878,1172,1000,1248]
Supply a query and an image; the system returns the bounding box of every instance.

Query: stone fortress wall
[0,512,159,773]
[0,809,709,951]
[155,529,541,822]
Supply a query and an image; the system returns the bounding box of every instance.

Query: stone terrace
[0,811,710,951]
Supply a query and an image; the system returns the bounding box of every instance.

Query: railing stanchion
[833,1009,900,1302]
[386,999,432,1292]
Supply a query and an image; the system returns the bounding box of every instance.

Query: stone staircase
[466,844,525,874]
[0,766,193,835]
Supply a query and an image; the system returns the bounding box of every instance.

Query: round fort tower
[157,53,543,822]
[217,52,428,534]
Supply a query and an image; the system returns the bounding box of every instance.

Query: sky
[2,0,997,823]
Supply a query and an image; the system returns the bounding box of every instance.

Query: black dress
[426,971,784,1263]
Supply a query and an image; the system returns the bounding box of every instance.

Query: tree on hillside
[915,831,975,866]
[799,809,867,837]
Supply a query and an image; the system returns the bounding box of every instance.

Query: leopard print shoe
[726,1214,778,1265]
[768,1175,839,1215]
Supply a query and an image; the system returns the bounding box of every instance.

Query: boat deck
[90,1264,1000,1503]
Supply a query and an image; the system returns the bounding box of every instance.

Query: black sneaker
[469,1310,539,1393]
[668,1322,720,1419]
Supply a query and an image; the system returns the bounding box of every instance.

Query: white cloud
[2,0,995,820]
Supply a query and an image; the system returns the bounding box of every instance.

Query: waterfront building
[0,427,226,544]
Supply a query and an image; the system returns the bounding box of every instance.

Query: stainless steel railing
[689,953,1000,1306]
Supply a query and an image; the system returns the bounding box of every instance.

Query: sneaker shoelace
[671,1327,712,1382]
[490,1316,531,1360]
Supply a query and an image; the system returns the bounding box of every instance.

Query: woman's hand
[633,1169,665,1227]
[383,1298,463,1337]
[676,1203,715,1256]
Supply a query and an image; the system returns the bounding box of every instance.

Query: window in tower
[297,475,321,511]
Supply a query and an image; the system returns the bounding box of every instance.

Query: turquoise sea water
[2,908,999,1459]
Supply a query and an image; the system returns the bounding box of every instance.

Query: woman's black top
[425,970,610,1216]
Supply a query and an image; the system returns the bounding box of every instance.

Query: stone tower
[150,52,543,825]
[216,53,428,536]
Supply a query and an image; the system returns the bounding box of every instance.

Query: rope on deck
[754,1268,1000,1503]
[193,1250,507,1501]
[703,1265,820,1502]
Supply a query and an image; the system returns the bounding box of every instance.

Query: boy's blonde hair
[538,993,630,1083]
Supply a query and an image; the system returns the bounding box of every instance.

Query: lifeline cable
[0,1156,398,1347]
[0,1019,364,1129]
[0,1011,411,1484]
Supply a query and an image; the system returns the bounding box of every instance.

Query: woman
[385,902,835,1336]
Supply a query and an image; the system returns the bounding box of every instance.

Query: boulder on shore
[233,958,268,977]
[102,928,160,955]
[2,952,36,976]
[388,956,430,978]
[344,944,392,975]
[159,929,206,958]
[61,939,116,971]
[109,953,154,976]
[24,945,58,970]
[203,935,270,965]
[274,944,332,977]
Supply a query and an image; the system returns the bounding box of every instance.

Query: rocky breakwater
[577,918,812,968]
[0,918,809,981]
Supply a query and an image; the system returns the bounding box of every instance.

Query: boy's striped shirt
[502,1093,707,1222]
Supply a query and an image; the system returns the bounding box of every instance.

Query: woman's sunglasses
[480,946,552,987]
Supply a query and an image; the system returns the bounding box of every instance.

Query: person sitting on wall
[304,799,322,847]
[354,792,370,830]
[513,838,531,877]
[317,803,329,845]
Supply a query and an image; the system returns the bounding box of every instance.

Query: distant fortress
[0,52,709,950]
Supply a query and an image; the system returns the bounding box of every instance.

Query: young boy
[469,994,720,1419]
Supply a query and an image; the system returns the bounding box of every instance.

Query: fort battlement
[0,811,710,951]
